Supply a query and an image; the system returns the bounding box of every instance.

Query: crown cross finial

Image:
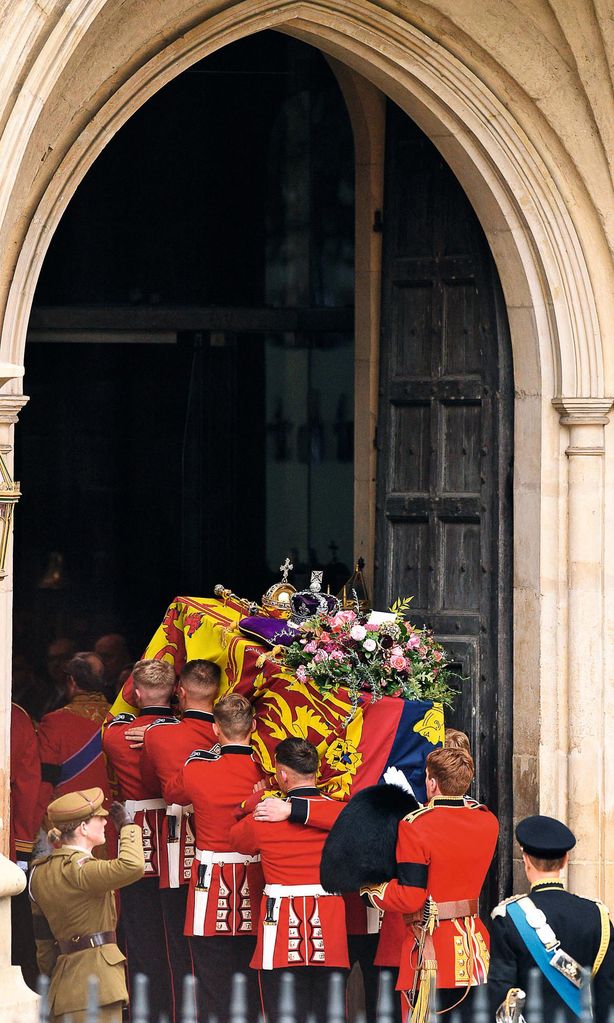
[280,557,293,581]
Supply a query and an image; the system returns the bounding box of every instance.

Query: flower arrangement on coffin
[283,597,456,717]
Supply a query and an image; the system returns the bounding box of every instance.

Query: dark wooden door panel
[375,102,514,902]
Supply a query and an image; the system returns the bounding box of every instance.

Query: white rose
[363,638,377,652]
[350,624,367,641]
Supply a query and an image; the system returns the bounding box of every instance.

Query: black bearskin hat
[320,784,419,892]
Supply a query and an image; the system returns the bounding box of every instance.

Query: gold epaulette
[402,805,434,825]
[491,894,523,919]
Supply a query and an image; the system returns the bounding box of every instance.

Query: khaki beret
[47,786,109,825]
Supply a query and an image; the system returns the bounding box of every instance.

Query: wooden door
[375,102,514,901]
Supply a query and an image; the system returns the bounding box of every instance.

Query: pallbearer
[230,737,349,1023]
[102,658,177,1021]
[141,658,219,995]
[361,748,498,1022]
[29,788,144,1023]
[488,815,614,1022]
[165,693,264,1023]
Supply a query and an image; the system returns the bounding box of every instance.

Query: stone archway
[0,4,612,1012]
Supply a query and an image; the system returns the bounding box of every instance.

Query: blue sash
[58,730,103,784]
[507,900,582,1016]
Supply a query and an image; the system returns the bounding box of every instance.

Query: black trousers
[120,876,173,1022]
[160,886,195,1021]
[259,967,349,1023]
[347,935,402,1023]
[12,885,38,992]
[436,985,478,1022]
[189,934,259,1023]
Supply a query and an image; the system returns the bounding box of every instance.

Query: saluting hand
[253,797,291,822]
[109,801,132,830]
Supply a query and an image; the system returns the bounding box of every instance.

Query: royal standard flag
[108,595,443,799]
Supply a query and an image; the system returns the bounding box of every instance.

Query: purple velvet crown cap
[290,591,340,618]
[238,615,299,648]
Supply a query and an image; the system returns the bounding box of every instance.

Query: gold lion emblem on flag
[323,738,362,775]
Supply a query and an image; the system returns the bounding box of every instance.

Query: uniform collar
[288,786,320,797]
[53,845,92,857]
[183,709,214,722]
[139,706,173,718]
[220,744,253,756]
[430,796,466,808]
[530,879,565,892]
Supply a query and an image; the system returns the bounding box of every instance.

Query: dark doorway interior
[375,101,514,902]
[14,32,355,695]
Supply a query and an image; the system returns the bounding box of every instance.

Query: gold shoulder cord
[592,903,611,977]
[404,805,433,825]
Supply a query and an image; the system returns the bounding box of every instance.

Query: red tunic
[36,693,112,825]
[141,709,218,888]
[165,743,265,937]
[230,787,349,970]
[366,796,499,990]
[102,706,176,879]
[10,703,41,861]
[373,911,406,967]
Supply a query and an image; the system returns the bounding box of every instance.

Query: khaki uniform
[29,823,144,1022]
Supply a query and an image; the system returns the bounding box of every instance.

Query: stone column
[326,61,385,593]
[0,389,38,1021]
[553,397,612,899]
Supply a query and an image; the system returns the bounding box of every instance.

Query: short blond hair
[213,694,254,740]
[133,659,176,698]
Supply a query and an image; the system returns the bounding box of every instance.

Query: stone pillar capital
[0,394,29,426]
[552,396,614,426]
[552,397,614,456]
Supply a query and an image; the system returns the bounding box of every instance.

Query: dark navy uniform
[487,815,614,1022]
[488,881,614,1021]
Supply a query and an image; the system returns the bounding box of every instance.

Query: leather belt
[404,898,478,925]
[57,930,117,954]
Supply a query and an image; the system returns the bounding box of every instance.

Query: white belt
[196,848,260,865]
[264,883,332,898]
[165,804,184,889]
[125,798,166,815]
[192,848,260,936]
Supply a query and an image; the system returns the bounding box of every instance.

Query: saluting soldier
[361,747,499,1022]
[28,787,144,1023]
[488,815,614,1022]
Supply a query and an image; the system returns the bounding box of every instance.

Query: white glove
[383,765,415,796]
[16,860,28,874]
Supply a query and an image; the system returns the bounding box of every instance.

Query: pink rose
[391,646,403,657]
[350,625,367,641]
[304,641,318,654]
[329,650,345,661]
[365,623,379,632]
[433,650,443,662]
[390,655,407,670]
[363,638,377,652]
[406,634,420,650]
[314,650,329,662]
[331,610,356,632]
